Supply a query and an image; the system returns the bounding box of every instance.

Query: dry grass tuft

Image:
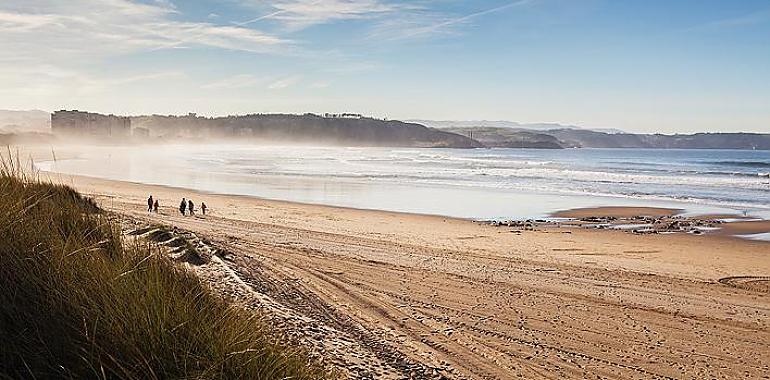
[0,153,328,379]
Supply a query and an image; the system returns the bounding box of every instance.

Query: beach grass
[0,155,328,379]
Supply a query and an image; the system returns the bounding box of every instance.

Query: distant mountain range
[440,127,770,150]
[440,127,564,149]
[2,110,768,149]
[545,129,770,150]
[421,120,770,150]
[131,113,483,148]
[407,119,626,134]
[0,110,50,133]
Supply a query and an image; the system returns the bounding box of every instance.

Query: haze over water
[39,145,770,220]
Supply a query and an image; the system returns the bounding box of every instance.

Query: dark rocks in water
[489,220,535,228]
[580,216,617,223]
[488,214,721,236]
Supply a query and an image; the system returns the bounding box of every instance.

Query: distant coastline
[3,109,769,150]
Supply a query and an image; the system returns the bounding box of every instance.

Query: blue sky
[0,0,768,133]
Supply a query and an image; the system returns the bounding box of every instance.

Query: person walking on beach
[153,199,159,213]
[201,202,207,215]
[179,198,187,216]
[188,199,195,216]
[147,195,153,212]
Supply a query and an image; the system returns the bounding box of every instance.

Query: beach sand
[38,169,770,379]
[718,220,770,235]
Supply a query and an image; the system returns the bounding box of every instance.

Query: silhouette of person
[179,198,187,215]
[201,202,207,215]
[147,195,153,212]
[188,199,195,216]
[153,199,159,213]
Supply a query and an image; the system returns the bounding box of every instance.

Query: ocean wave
[711,160,770,168]
[40,146,770,215]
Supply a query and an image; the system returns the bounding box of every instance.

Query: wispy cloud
[267,75,302,89]
[322,61,383,74]
[309,80,331,88]
[102,71,184,86]
[0,64,184,99]
[677,7,770,36]
[702,7,770,29]
[201,74,267,89]
[237,0,409,30]
[0,11,67,31]
[371,0,535,40]
[0,0,289,64]
[234,1,536,46]
[0,1,293,104]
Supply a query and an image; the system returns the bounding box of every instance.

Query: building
[323,112,363,119]
[51,110,131,138]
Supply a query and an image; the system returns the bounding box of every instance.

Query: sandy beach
[38,168,770,379]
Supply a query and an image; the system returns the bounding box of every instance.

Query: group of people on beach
[146,195,207,216]
[147,196,159,213]
[179,197,207,216]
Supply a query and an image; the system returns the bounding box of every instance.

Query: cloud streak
[0,0,289,63]
[703,7,770,28]
[201,74,268,89]
[237,0,408,30]
[0,0,293,107]
[267,75,302,89]
[372,0,535,40]
[0,64,184,100]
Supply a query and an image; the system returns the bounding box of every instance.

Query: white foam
[737,232,770,242]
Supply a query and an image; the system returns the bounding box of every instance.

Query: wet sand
[717,220,770,235]
[551,206,681,219]
[39,171,770,379]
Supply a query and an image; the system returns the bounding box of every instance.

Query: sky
[0,0,769,133]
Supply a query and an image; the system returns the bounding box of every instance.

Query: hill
[430,123,770,150]
[441,127,564,149]
[38,109,770,150]
[132,113,483,148]
[0,109,50,133]
[409,119,584,132]
[548,129,770,149]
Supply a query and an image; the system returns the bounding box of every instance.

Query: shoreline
[550,206,682,218]
[41,167,770,243]
[31,144,770,222]
[40,169,770,279]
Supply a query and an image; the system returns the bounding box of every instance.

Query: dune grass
[0,157,328,379]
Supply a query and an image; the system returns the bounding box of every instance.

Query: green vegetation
[441,127,564,149]
[0,157,327,379]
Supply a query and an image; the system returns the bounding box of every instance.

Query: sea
[37,145,770,220]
